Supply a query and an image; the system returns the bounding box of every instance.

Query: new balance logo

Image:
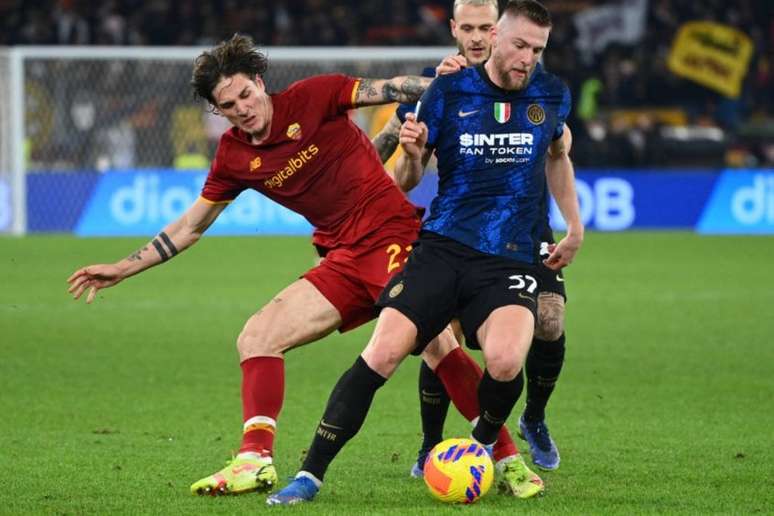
[458,109,479,118]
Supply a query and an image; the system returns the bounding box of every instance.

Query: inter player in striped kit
[376,0,570,475]
[270,0,583,504]
[373,0,543,489]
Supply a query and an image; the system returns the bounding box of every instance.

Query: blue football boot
[518,415,560,470]
[409,444,435,478]
[266,475,319,506]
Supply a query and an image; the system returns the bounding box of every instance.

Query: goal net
[0,46,450,235]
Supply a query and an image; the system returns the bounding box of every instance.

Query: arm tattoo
[372,132,400,163]
[371,115,402,163]
[151,231,180,262]
[158,231,179,256]
[381,82,401,102]
[382,76,427,103]
[127,246,148,261]
[400,76,425,102]
[151,239,168,261]
[357,79,379,100]
[358,76,430,105]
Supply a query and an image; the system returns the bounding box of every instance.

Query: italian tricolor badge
[494,102,511,123]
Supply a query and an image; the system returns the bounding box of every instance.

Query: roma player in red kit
[200,74,422,333]
[67,34,431,495]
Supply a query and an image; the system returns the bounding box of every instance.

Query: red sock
[238,356,284,457]
[434,347,519,461]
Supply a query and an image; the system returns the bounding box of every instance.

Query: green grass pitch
[1,232,773,514]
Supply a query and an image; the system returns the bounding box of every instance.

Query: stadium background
[0,0,772,235]
[1,1,772,514]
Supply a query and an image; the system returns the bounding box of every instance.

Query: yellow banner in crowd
[667,21,753,98]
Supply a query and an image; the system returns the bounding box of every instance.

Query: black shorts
[535,227,567,300]
[377,231,540,354]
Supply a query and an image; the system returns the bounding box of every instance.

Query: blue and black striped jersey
[417,62,571,264]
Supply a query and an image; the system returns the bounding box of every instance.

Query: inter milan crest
[286,122,302,140]
[388,281,404,298]
[527,104,545,125]
[493,102,511,123]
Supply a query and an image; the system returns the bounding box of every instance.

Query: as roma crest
[286,122,302,140]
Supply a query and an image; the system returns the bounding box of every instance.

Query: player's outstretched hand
[67,264,125,304]
[435,54,468,76]
[542,233,582,270]
[399,113,428,160]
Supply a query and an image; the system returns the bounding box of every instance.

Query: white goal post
[0,46,453,235]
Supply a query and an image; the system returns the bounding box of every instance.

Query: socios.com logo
[698,171,774,234]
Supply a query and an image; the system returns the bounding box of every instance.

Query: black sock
[472,369,524,445]
[301,356,386,481]
[418,361,451,452]
[523,334,566,422]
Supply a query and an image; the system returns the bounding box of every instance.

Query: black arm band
[152,239,169,261]
[158,231,179,257]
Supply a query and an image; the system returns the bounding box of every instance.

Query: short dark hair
[191,34,268,106]
[502,0,552,27]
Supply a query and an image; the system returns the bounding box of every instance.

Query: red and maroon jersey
[200,74,418,249]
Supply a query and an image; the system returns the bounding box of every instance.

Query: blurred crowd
[5,0,449,47]
[2,0,772,168]
[543,0,773,168]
